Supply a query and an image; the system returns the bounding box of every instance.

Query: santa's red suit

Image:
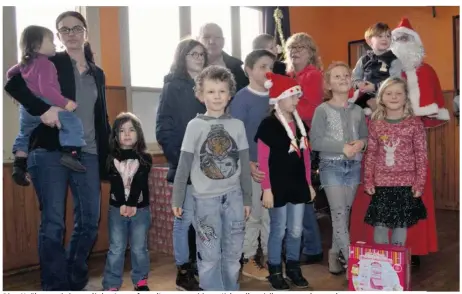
[350,18,449,257]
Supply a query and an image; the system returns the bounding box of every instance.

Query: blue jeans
[319,159,361,189]
[13,104,85,154]
[194,189,245,291]
[319,159,360,262]
[268,203,305,265]
[102,206,151,289]
[173,185,195,265]
[27,149,100,290]
[301,203,323,255]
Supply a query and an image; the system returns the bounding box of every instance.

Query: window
[348,39,371,67]
[191,6,232,54]
[128,7,180,88]
[15,6,77,62]
[239,7,263,59]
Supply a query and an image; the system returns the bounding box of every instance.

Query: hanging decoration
[273,7,286,58]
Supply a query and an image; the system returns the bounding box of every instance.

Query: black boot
[267,263,290,291]
[12,157,30,186]
[285,260,309,288]
[60,147,86,172]
[176,263,201,291]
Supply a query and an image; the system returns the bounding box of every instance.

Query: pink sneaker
[134,279,150,291]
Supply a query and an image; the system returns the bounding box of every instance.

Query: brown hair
[323,61,351,101]
[107,112,148,169]
[371,77,414,120]
[194,65,236,97]
[244,49,276,76]
[284,33,322,72]
[364,22,391,40]
[170,38,208,78]
[19,25,54,65]
[55,11,94,63]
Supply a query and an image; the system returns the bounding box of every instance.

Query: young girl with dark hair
[102,112,153,291]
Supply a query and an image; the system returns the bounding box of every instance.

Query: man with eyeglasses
[198,23,249,92]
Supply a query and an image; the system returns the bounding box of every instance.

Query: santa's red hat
[264,72,309,155]
[392,17,423,46]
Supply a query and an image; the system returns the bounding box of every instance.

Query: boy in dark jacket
[351,22,402,114]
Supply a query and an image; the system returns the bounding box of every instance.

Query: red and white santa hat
[264,72,309,155]
[392,17,423,47]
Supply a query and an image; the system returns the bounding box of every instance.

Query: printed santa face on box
[391,17,450,127]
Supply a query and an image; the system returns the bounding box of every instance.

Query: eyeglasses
[187,52,206,59]
[287,45,308,52]
[58,25,86,35]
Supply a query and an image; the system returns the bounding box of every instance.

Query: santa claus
[391,17,450,127]
[349,17,443,267]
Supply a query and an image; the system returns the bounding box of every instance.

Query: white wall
[131,88,162,153]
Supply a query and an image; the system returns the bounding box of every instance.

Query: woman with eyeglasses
[155,38,208,291]
[284,32,325,266]
[4,11,110,291]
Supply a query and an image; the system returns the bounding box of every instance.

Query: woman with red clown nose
[350,17,447,267]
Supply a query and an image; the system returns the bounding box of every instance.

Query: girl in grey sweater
[310,62,368,279]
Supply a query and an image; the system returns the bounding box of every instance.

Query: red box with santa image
[348,241,411,291]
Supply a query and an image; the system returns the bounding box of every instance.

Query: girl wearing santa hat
[255,72,314,290]
[285,32,325,266]
[310,62,368,279]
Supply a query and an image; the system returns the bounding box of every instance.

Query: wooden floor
[3,209,459,291]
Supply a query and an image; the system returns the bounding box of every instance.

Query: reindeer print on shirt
[383,138,400,167]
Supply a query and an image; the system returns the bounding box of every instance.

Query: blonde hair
[322,61,352,101]
[371,77,414,120]
[364,22,391,40]
[284,33,322,72]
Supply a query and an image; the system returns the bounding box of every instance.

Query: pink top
[7,54,68,108]
[258,121,312,190]
[364,117,428,192]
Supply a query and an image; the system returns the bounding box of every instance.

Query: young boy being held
[172,65,252,291]
[351,22,402,115]
[229,49,276,280]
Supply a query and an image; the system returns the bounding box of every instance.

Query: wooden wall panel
[2,168,111,272]
[427,91,460,210]
[3,155,167,273]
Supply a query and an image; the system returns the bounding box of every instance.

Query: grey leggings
[324,185,358,263]
[374,226,407,246]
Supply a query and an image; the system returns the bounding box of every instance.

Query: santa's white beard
[391,41,424,71]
